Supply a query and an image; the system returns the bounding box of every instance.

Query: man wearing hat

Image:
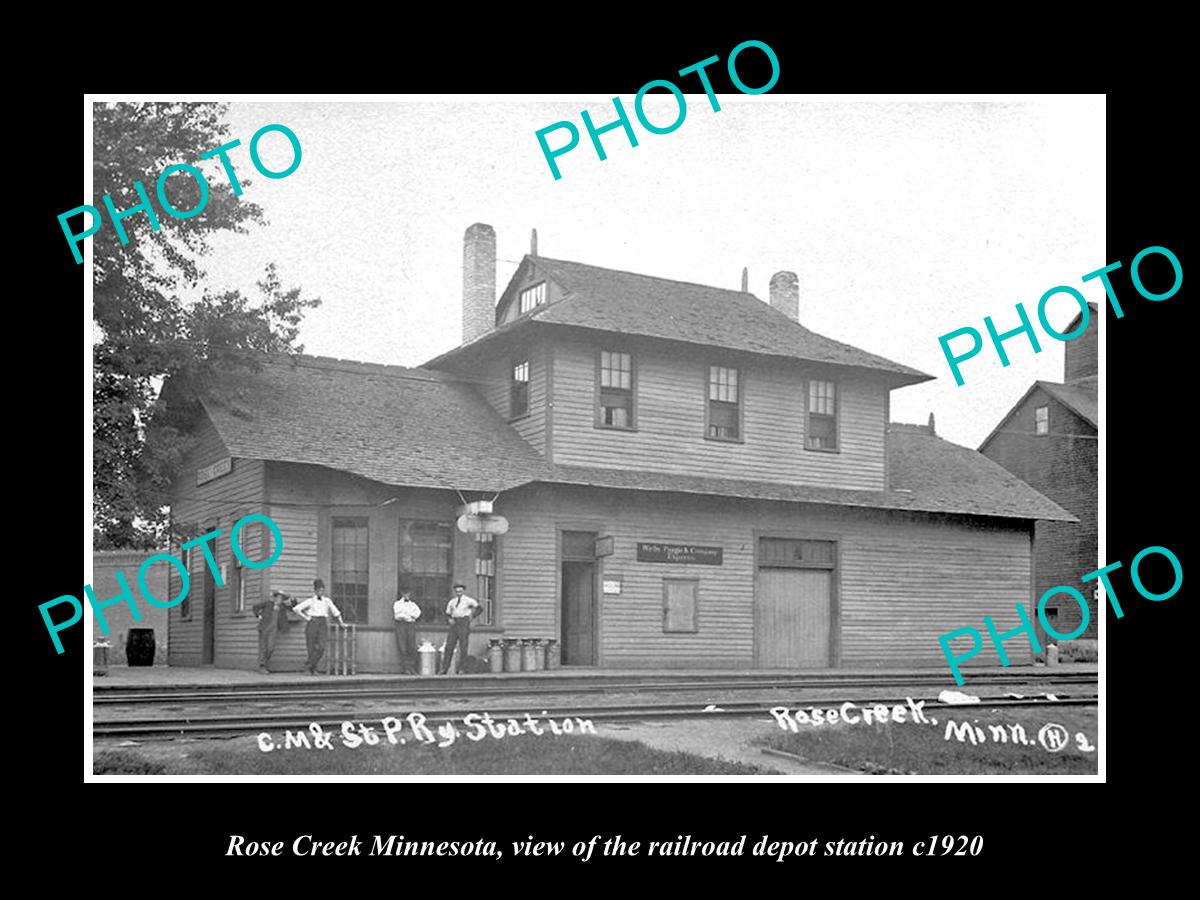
[440,583,481,675]
[252,590,296,674]
[292,578,345,675]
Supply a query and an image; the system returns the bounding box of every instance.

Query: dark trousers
[305,618,328,672]
[441,619,471,673]
[257,625,279,668]
[393,620,418,674]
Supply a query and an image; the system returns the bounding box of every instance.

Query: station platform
[92,663,1098,690]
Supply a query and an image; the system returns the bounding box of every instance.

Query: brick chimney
[769,271,799,321]
[1064,302,1098,383]
[462,223,496,345]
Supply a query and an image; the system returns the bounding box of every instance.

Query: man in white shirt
[292,579,344,675]
[440,583,481,675]
[392,590,421,675]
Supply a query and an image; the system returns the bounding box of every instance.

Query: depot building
[163,224,1072,672]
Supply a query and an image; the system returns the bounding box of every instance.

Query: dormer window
[598,350,635,429]
[806,380,838,451]
[519,282,547,314]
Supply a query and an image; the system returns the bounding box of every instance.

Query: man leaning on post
[440,583,481,675]
[292,578,345,675]
[253,590,296,674]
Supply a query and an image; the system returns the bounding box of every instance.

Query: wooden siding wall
[167,415,266,667]
[474,339,548,455]
[498,485,1034,670]
[549,336,888,489]
[256,463,496,672]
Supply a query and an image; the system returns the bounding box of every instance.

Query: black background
[20,22,1187,883]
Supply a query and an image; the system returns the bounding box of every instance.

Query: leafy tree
[92,102,319,549]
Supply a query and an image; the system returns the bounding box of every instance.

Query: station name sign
[636,543,723,565]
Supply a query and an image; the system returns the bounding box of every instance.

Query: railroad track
[93,693,1098,740]
[94,671,1098,706]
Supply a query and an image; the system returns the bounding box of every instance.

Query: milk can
[521,638,541,671]
[532,639,546,671]
[418,640,439,676]
[503,638,523,673]
[1047,643,1059,667]
[488,639,505,673]
[544,639,561,670]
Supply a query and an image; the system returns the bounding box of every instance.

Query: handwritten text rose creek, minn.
[59,123,301,264]
[43,513,283,654]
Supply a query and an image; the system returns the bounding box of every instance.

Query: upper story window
[519,282,547,314]
[806,380,838,451]
[708,365,741,440]
[510,359,530,418]
[1035,405,1049,435]
[598,350,635,429]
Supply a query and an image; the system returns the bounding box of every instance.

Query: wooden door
[756,568,831,667]
[561,561,596,665]
[201,548,216,664]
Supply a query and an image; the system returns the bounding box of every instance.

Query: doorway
[201,531,217,664]
[561,531,597,666]
[755,537,836,667]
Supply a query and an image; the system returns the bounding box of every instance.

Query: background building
[92,550,169,665]
[979,304,1098,645]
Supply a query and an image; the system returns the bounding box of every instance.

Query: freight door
[756,568,832,667]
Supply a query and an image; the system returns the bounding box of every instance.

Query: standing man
[292,579,344,675]
[392,590,421,675]
[440,583,481,675]
[252,590,295,674]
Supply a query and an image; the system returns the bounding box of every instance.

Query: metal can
[544,639,561,670]
[522,638,540,672]
[418,641,439,676]
[488,639,505,673]
[504,638,523,673]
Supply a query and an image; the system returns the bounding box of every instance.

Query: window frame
[705,364,744,443]
[1034,405,1049,436]
[662,577,700,634]
[331,516,371,625]
[510,357,531,420]
[178,544,192,620]
[518,281,547,315]
[804,378,840,453]
[595,349,637,431]
[473,533,498,627]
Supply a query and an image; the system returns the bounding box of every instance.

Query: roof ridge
[535,255,758,299]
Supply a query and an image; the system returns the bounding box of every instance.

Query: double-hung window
[511,359,530,418]
[708,366,740,440]
[806,380,838,450]
[598,350,634,428]
[332,517,370,624]
[1035,405,1049,435]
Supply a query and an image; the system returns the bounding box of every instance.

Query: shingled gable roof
[188,354,1070,522]
[978,379,1098,451]
[426,255,932,385]
[195,354,547,493]
[533,426,1075,523]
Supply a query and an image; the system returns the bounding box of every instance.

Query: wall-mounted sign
[602,578,622,595]
[595,535,614,557]
[457,514,510,535]
[637,543,723,565]
[196,456,232,486]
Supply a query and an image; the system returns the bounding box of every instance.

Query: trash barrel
[521,638,540,672]
[418,641,439,676]
[544,639,561,670]
[503,638,522,673]
[488,639,505,673]
[126,628,156,667]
